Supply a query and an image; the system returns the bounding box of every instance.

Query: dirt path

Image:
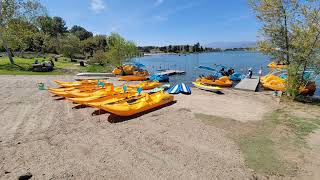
[0,75,255,179]
[295,129,320,180]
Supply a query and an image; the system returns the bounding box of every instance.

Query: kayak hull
[98,92,174,116]
[69,92,138,105]
[267,62,288,69]
[192,82,222,92]
[128,81,162,90]
[118,76,148,81]
[196,76,233,87]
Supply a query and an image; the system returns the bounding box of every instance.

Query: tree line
[138,43,223,54]
[138,43,256,54]
[0,0,138,66]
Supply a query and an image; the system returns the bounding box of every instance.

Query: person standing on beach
[258,67,263,77]
[248,68,253,78]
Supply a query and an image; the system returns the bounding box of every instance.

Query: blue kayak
[167,83,191,95]
[229,72,245,81]
[212,72,223,79]
[198,65,215,71]
[149,74,169,82]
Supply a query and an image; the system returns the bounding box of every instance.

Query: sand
[0,75,280,179]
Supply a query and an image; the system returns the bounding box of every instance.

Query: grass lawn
[238,111,320,176]
[0,56,76,75]
[0,56,113,75]
[195,110,320,177]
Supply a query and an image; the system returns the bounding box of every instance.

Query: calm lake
[134,51,320,96]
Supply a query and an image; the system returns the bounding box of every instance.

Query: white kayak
[192,82,222,92]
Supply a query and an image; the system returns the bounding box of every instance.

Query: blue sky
[39,0,260,46]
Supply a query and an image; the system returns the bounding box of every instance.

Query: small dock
[234,76,260,92]
[156,70,185,76]
[74,72,115,81]
[76,73,115,77]
[74,76,109,81]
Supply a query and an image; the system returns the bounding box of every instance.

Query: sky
[39,0,261,46]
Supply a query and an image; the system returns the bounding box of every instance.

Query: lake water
[134,51,320,96]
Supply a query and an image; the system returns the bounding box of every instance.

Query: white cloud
[154,0,164,6]
[154,3,195,21]
[90,0,106,13]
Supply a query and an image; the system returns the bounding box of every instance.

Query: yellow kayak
[54,80,91,87]
[112,68,122,75]
[118,75,148,81]
[97,91,174,116]
[196,76,233,87]
[263,80,316,95]
[54,80,109,88]
[87,92,143,108]
[48,87,77,92]
[267,62,288,69]
[128,81,162,90]
[70,91,138,105]
[66,85,136,99]
[260,74,285,84]
[66,85,117,98]
[50,86,106,98]
[192,82,222,92]
[262,81,286,91]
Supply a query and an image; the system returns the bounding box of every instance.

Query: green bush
[88,50,106,65]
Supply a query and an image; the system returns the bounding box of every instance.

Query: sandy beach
[0,75,319,180]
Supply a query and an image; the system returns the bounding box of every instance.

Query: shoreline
[1,75,319,179]
[143,50,259,56]
[0,75,277,179]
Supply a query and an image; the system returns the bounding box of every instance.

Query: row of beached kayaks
[49,80,174,116]
[117,74,169,82]
[261,74,316,95]
[112,64,171,82]
[112,65,149,76]
[53,80,162,91]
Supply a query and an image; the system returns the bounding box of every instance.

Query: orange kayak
[196,76,233,87]
[128,81,162,90]
[68,91,138,105]
[118,76,148,81]
[97,91,174,116]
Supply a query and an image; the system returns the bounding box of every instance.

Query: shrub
[88,50,106,66]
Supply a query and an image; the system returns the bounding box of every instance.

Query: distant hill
[205,41,257,49]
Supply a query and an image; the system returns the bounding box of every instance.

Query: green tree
[0,0,46,64]
[70,25,93,41]
[88,50,106,65]
[43,35,59,53]
[30,31,46,53]
[57,34,81,61]
[36,16,67,37]
[81,35,107,57]
[249,0,320,97]
[106,33,138,66]
[184,45,190,53]
[193,42,200,52]
[2,18,38,53]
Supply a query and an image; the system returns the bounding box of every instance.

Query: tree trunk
[0,32,15,64]
[283,10,290,65]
